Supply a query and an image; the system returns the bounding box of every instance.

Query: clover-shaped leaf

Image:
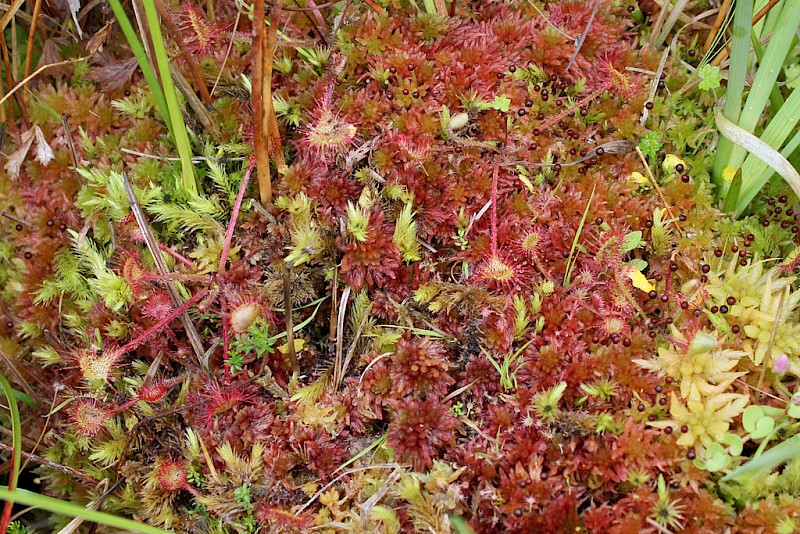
[788,393,800,419]
[723,433,744,456]
[702,442,730,472]
[743,405,775,439]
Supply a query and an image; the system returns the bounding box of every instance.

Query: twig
[121,172,208,370]
[282,262,300,374]
[1,211,33,228]
[61,114,79,168]
[0,56,88,109]
[566,0,600,72]
[710,0,783,66]
[22,0,43,107]
[169,63,220,140]
[0,442,99,484]
[211,10,241,96]
[634,146,681,235]
[332,286,351,387]
[336,302,372,389]
[154,0,211,103]
[703,0,731,54]
[757,285,788,398]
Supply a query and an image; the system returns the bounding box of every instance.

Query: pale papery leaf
[33,125,55,165]
[3,128,36,179]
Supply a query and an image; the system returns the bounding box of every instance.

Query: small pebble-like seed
[638,404,646,412]
[15,224,22,231]
[508,65,516,73]
[701,264,710,273]
[659,397,667,406]
[678,214,687,221]
[680,301,689,310]
[46,220,54,227]
[676,164,684,173]
[714,249,723,257]
[664,426,673,434]
[645,101,654,110]
[700,275,708,283]
[537,113,545,120]
[525,100,533,107]
[518,109,526,116]
[655,385,663,393]
[580,109,588,116]
[720,305,729,314]
[412,91,420,98]
[739,249,747,258]
[24,252,32,259]
[732,325,741,334]
[779,195,788,203]
[727,297,736,306]
[710,306,719,313]
[731,245,739,252]
[681,425,689,433]
[693,309,702,317]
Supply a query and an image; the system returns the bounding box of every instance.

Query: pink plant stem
[218,164,254,273]
[491,164,499,256]
[120,288,209,354]
[158,244,194,268]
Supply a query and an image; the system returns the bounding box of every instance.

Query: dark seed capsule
[648,414,656,421]
[645,101,654,110]
[665,377,673,384]
[678,214,687,222]
[508,65,516,73]
[701,264,711,273]
[681,175,690,183]
[659,397,667,406]
[638,404,646,412]
[596,147,604,155]
[671,481,680,489]
[660,294,669,303]
[731,325,740,333]
[6,321,13,329]
[553,164,562,172]
[714,249,723,257]
[687,449,696,459]
[15,224,22,231]
[680,301,689,310]
[779,195,788,203]
[681,425,689,433]
[59,224,67,231]
[710,306,719,313]
[727,296,736,306]
[664,426,673,434]
[525,99,533,107]
[720,305,729,314]
[518,109,526,116]
[645,220,653,228]
[655,385,663,393]
[514,508,522,518]
[537,113,545,120]
[402,89,409,95]
[676,164,684,173]
[24,252,32,259]
[580,108,588,116]
[412,91,420,98]
[46,220,54,227]
[688,50,696,57]
[700,275,708,283]
[693,309,702,317]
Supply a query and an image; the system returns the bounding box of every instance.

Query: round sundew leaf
[743,405,765,433]
[723,433,744,456]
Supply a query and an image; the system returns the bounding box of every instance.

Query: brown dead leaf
[85,21,113,56]
[88,54,138,92]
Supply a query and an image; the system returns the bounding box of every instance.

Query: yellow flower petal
[627,267,655,293]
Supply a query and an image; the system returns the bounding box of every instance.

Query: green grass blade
[563,183,595,286]
[140,0,197,196]
[0,487,170,533]
[712,0,753,191]
[105,0,171,129]
[727,0,800,172]
[735,86,800,212]
[750,30,784,114]
[722,168,742,213]
[722,434,800,483]
[0,372,22,505]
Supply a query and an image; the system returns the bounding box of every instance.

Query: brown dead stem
[154,0,212,103]
[22,0,44,107]
[711,0,782,66]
